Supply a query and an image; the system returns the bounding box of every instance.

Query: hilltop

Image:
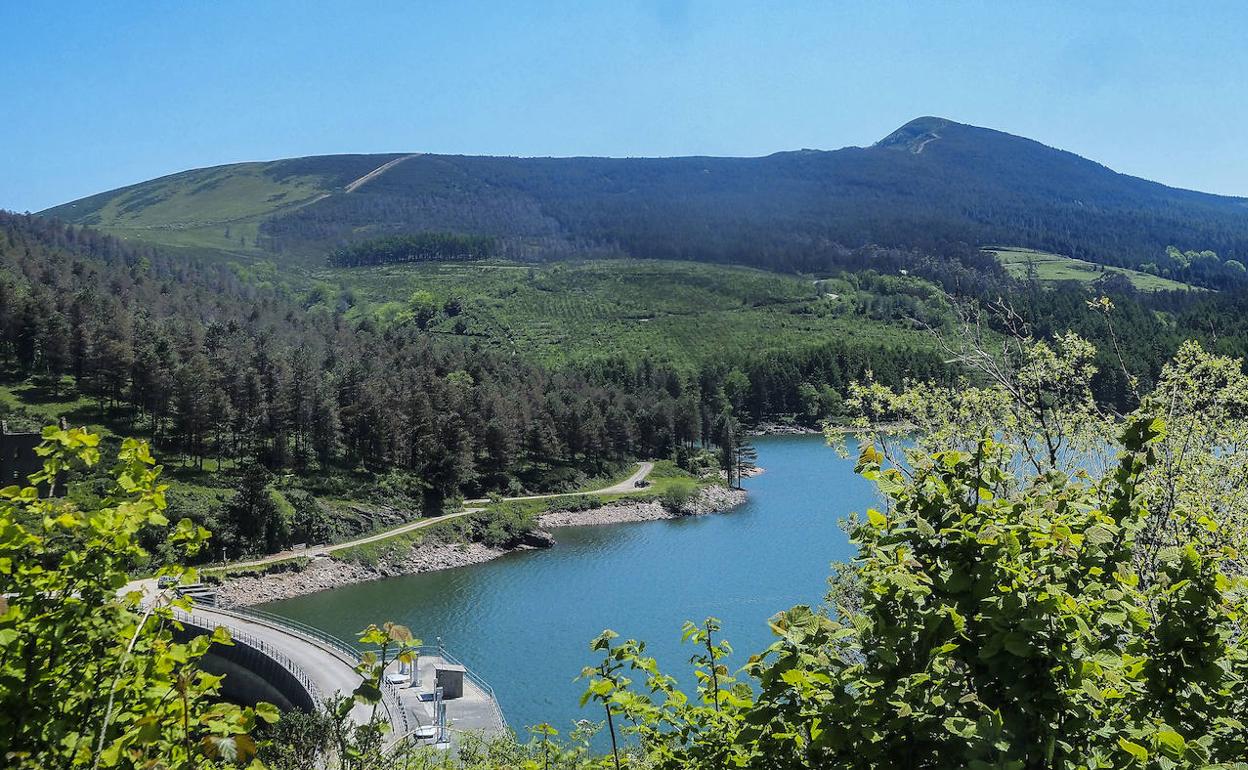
[44,117,1248,277]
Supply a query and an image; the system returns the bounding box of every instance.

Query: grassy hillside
[988,247,1196,291]
[42,154,401,254]
[317,259,946,367]
[42,118,1248,282]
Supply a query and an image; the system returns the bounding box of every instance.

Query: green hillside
[317,259,947,368]
[42,118,1248,286]
[988,247,1197,291]
[42,154,401,254]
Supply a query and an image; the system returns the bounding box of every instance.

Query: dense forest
[0,213,948,515]
[10,203,1248,569]
[328,232,496,267]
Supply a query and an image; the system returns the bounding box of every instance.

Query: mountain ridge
[41,117,1248,274]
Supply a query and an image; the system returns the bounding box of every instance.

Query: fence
[203,605,414,737]
[171,607,323,711]
[416,643,509,734]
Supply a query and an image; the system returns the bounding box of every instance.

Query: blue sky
[4,1,1247,211]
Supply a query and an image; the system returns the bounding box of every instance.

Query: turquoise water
[259,435,875,736]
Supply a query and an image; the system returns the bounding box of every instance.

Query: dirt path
[465,461,655,503]
[216,462,656,571]
[343,154,419,193]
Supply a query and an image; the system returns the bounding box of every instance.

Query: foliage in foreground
[561,336,1248,770]
[0,427,276,768]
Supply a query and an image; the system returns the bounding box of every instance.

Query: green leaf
[1003,632,1031,657]
[254,701,281,724]
[1155,729,1185,757]
[1117,737,1148,763]
[353,682,383,703]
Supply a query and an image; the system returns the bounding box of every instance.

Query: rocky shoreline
[750,420,914,437]
[214,484,748,607]
[213,540,520,607]
[750,421,823,436]
[538,484,747,528]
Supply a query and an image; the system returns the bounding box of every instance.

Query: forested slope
[0,213,951,520]
[44,117,1248,282]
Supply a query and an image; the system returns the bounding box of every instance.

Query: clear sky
[4,1,1247,211]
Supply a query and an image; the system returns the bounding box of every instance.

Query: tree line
[328,232,496,267]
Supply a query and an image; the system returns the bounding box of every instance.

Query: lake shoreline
[538,484,747,527]
[750,421,914,437]
[217,485,749,608]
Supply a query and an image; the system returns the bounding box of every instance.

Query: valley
[317,258,946,368]
[8,113,1248,768]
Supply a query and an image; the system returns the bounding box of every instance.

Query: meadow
[988,246,1195,291]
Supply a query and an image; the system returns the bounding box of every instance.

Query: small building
[435,664,467,700]
[0,419,67,492]
[0,422,46,485]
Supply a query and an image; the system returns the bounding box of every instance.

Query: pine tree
[733,435,758,488]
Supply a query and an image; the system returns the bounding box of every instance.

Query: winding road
[220,462,655,572]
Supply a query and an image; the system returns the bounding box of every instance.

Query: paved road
[183,605,386,727]
[220,462,655,572]
[225,508,474,571]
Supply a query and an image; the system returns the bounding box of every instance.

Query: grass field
[46,162,333,254]
[988,247,1195,291]
[319,259,942,368]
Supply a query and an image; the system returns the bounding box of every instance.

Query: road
[219,461,655,572]
[180,605,385,727]
[463,460,655,503]
[343,154,419,193]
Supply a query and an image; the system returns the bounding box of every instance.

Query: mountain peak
[875,116,961,154]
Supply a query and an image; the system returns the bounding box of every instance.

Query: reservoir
[259,434,875,736]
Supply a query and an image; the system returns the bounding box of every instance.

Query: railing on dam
[173,600,508,741]
[171,607,323,711]
[200,604,414,737]
[221,605,508,735]
[415,642,509,734]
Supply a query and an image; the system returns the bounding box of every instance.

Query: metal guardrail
[417,643,509,734]
[170,607,324,710]
[230,607,505,734]
[206,605,414,737]
[223,605,364,661]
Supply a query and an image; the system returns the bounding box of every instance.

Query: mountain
[42,117,1248,273]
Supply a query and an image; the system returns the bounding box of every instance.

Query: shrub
[659,479,697,513]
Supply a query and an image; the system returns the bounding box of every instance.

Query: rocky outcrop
[538,484,747,528]
[538,500,673,528]
[749,422,822,436]
[683,484,747,514]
